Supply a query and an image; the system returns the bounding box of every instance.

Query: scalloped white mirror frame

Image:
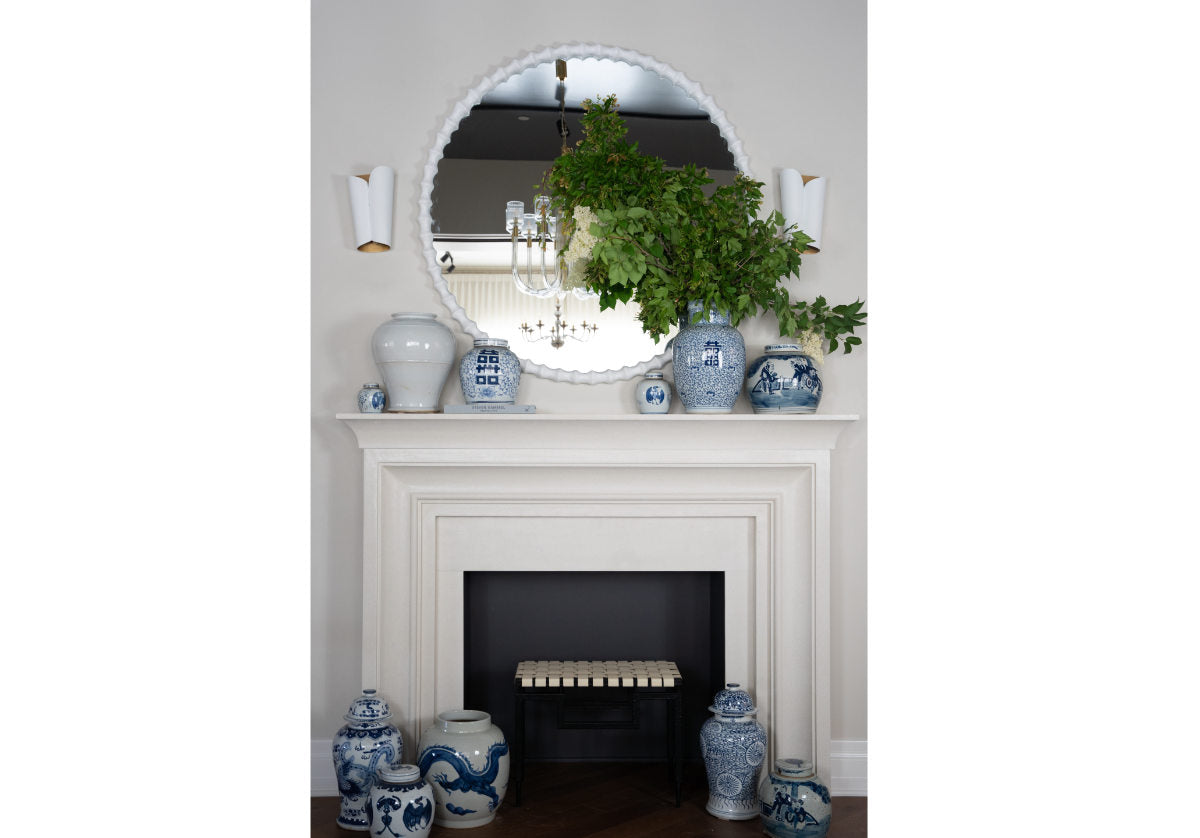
[419,43,753,384]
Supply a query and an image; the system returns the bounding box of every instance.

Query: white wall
[312,0,867,745]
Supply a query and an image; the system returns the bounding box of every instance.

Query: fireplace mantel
[337,412,857,781]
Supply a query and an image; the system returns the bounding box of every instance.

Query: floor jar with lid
[332,689,405,831]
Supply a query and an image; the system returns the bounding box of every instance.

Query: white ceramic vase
[371,313,456,412]
[416,710,510,829]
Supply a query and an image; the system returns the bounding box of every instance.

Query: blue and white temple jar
[367,764,435,838]
[700,683,767,820]
[635,370,672,414]
[758,758,832,838]
[332,689,406,831]
[459,338,522,404]
[672,301,746,414]
[416,710,510,828]
[358,382,386,413]
[745,345,823,414]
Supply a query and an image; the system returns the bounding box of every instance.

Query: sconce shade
[347,165,395,252]
[779,168,825,253]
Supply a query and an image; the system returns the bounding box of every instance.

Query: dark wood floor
[312,762,866,837]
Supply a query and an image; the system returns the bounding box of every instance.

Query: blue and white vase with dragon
[416,710,510,828]
[672,301,746,414]
[367,764,435,838]
[758,758,832,838]
[332,689,406,831]
[700,683,768,820]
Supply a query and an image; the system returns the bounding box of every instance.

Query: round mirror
[420,45,752,383]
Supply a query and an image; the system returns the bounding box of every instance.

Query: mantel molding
[336,413,859,453]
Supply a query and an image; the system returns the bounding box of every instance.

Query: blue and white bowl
[459,339,522,404]
[745,345,822,414]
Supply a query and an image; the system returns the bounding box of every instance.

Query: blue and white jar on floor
[367,765,435,838]
[358,383,386,413]
[745,345,822,414]
[332,689,406,831]
[417,710,510,828]
[634,370,672,414]
[459,339,522,404]
[758,758,832,838]
[672,301,746,414]
[700,683,767,820]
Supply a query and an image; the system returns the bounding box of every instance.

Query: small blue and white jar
[758,758,832,838]
[332,689,406,831]
[745,345,822,414]
[672,301,746,414]
[700,683,767,820]
[459,338,522,404]
[368,764,435,838]
[358,382,386,413]
[635,371,672,414]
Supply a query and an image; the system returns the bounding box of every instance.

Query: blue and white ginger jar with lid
[367,764,435,838]
[635,370,672,414]
[700,682,767,820]
[332,689,406,831]
[672,301,746,414]
[745,345,822,414]
[758,757,832,838]
[459,338,522,404]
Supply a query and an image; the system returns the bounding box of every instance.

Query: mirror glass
[430,56,738,375]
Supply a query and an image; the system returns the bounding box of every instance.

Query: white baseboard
[312,738,866,797]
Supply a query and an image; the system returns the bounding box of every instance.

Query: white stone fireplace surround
[338,414,856,782]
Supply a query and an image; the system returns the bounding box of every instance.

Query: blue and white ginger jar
[358,382,386,413]
[332,689,406,831]
[368,764,435,838]
[700,683,767,820]
[672,301,746,414]
[635,370,672,414]
[745,345,822,414]
[758,758,832,838]
[459,338,522,404]
[416,710,510,828]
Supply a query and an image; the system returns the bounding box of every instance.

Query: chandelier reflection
[506,197,564,298]
[519,299,598,349]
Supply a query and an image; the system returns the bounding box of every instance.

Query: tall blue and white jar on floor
[367,764,435,838]
[672,301,746,414]
[332,689,406,831]
[758,758,832,838]
[745,345,822,414]
[700,683,767,820]
[459,338,522,404]
[417,710,510,828]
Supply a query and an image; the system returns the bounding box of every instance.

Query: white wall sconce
[779,168,826,253]
[347,165,395,252]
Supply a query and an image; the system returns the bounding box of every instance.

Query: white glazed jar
[367,764,436,838]
[416,710,510,829]
[634,370,672,414]
[371,313,456,412]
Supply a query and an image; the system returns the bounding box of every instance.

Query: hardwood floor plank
[311,762,866,837]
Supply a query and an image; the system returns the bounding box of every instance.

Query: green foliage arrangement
[543,95,866,355]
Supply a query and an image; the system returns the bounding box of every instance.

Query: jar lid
[389,312,437,319]
[473,338,509,348]
[343,688,392,723]
[764,344,801,353]
[644,371,664,379]
[376,764,421,784]
[773,757,815,779]
[361,383,381,389]
[708,682,757,715]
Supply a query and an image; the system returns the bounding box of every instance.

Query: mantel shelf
[337,412,859,452]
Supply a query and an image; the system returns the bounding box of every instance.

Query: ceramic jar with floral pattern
[672,302,746,414]
[700,683,767,820]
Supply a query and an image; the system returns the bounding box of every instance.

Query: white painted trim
[419,43,753,384]
[829,739,868,796]
[312,738,866,797]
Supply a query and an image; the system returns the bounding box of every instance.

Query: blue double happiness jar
[459,338,522,404]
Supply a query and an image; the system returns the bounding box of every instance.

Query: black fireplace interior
[464,570,724,762]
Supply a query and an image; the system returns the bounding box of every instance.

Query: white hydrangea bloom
[799,329,824,366]
[561,205,601,290]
